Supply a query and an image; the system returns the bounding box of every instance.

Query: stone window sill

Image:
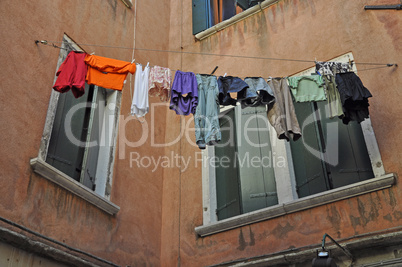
[30,158,120,215]
[195,173,396,237]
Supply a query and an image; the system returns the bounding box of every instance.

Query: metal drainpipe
[364,4,402,10]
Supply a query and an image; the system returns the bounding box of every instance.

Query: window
[30,35,120,215]
[290,101,374,198]
[192,0,259,34]
[198,53,389,232]
[46,83,115,194]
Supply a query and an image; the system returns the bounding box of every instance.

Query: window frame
[197,52,391,236]
[30,35,120,215]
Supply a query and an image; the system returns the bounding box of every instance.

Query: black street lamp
[312,233,353,267]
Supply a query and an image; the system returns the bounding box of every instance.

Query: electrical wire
[356,65,396,72]
[129,0,138,102]
[36,40,397,68]
[177,1,183,265]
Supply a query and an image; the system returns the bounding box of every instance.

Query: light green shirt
[287,75,326,102]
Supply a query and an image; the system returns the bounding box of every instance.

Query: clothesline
[35,40,398,68]
[52,49,375,149]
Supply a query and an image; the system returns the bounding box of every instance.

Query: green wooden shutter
[290,102,329,198]
[80,87,107,191]
[215,108,241,220]
[192,0,209,34]
[237,106,278,213]
[345,121,374,181]
[257,108,279,208]
[46,84,92,181]
[317,101,374,188]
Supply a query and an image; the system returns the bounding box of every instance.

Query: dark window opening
[290,101,374,198]
[192,0,258,34]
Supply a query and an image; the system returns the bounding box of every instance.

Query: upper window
[35,35,121,200]
[192,0,259,34]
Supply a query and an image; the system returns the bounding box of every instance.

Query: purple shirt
[169,70,198,115]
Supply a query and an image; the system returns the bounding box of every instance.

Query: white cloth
[131,63,150,117]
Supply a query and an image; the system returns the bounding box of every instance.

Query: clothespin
[90,51,95,55]
[349,59,354,69]
[224,73,227,77]
[131,59,135,64]
[258,1,263,11]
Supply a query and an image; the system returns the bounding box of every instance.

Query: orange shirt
[84,54,136,91]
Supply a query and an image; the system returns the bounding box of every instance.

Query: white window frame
[196,52,394,236]
[30,35,120,215]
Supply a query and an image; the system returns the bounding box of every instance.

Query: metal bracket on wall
[364,3,402,10]
[120,0,133,8]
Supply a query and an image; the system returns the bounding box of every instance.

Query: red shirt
[53,51,87,98]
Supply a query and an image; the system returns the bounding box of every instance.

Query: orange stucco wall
[1,0,401,266]
[160,0,402,266]
[0,0,170,266]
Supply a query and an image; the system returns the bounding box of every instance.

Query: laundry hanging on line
[53,51,87,98]
[84,54,136,91]
[131,62,150,118]
[52,50,373,149]
[53,51,136,97]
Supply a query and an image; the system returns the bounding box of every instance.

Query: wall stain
[181,240,196,257]
[249,227,255,246]
[387,189,397,209]
[238,228,247,251]
[233,23,245,47]
[326,205,342,231]
[243,17,248,34]
[267,5,278,34]
[350,197,381,228]
[383,214,393,223]
[107,0,117,20]
[256,12,269,49]
[272,221,294,239]
[307,0,316,16]
[298,222,321,236]
[278,1,286,29]
[196,237,217,249]
[237,227,256,251]
[393,211,402,221]
[376,14,402,51]
[292,0,299,17]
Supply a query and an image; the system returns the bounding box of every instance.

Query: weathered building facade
[0,0,401,266]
